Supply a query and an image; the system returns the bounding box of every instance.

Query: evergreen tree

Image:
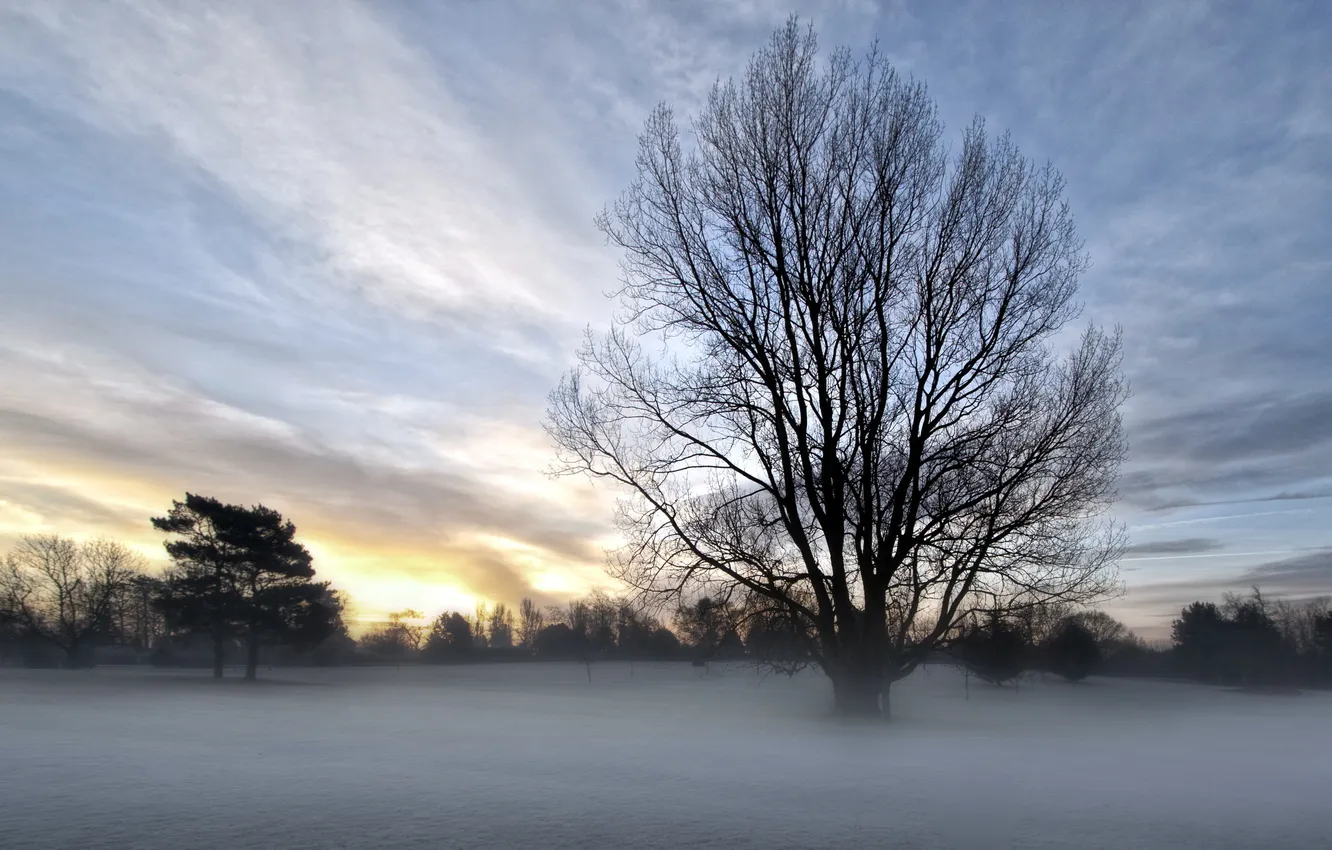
[152,493,334,679]
[1046,618,1101,681]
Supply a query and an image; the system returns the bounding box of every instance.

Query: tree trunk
[212,630,225,679]
[245,625,260,681]
[831,665,883,716]
[63,644,83,669]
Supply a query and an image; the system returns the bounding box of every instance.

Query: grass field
[1,662,1328,849]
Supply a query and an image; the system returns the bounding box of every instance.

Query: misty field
[1,664,1328,849]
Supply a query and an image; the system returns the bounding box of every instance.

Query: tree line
[938,589,1332,691]
[5,493,1328,693]
[0,493,349,678]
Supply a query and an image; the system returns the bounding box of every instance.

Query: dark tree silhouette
[1315,611,1332,685]
[1171,591,1295,687]
[361,609,426,658]
[422,611,473,662]
[517,597,545,649]
[488,603,515,649]
[955,613,1028,686]
[1046,617,1101,681]
[1171,602,1227,684]
[676,597,743,667]
[1066,610,1129,647]
[743,595,817,677]
[112,573,166,652]
[0,535,146,667]
[231,505,326,680]
[152,493,334,679]
[547,19,1126,715]
[533,622,585,658]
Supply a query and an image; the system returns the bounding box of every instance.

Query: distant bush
[955,614,1028,686]
[1046,619,1101,681]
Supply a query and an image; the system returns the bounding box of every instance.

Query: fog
[1,664,1328,849]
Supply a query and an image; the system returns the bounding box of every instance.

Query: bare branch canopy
[546,19,1128,716]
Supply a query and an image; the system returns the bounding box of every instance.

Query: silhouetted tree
[361,609,425,658]
[487,603,515,649]
[230,505,326,680]
[112,573,166,652]
[422,612,473,662]
[0,535,146,667]
[517,597,545,649]
[744,609,815,677]
[1046,617,1101,681]
[676,597,740,667]
[1220,590,1290,687]
[534,622,585,658]
[1315,611,1332,685]
[955,613,1027,686]
[1066,610,1129,647]
[471,603,492,649]
[152,495,249,677]
[1172,590,1296,687]
[1172,601,1227,684]
[152,493,335,679]
[305,588,356,665]
[546,18,1127,716]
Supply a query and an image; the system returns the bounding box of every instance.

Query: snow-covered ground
[1,663,1328,849]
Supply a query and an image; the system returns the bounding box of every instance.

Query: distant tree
[743,601,815,677]
[0,535,146,667]
[1171,601,1227,684]
[487,603,515,649]
[517,598,545,649]
[534,622,585,658]
[361,609,426,658]
[422,612,473,662]
[643,625,683,659]
[305,588,356,665]
[152,493,337,679]
[1315,611,1332,685]
[471,603,491,649]
[1067,610,1129,647]
[1221,590,1290,686]
[112,573,167,652]
[955,613,1028,686]
[1172,590,1294,687]
[1046,618,1101,681]
[676,597,739,665]
[586,591,618,657]
[1008,598,1073,650]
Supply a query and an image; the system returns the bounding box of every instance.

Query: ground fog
[1,663,1328,849]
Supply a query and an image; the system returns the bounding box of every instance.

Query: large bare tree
[0,535,146,667]
[547,20,1127,716]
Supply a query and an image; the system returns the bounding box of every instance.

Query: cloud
[1241,550,1332,597]
[1123,538,1224,557]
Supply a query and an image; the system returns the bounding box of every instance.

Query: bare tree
[1066,609,1130,647]
[360,609,425,657]
[518,597,546,648]
[546,20,1126,716]
[487,603,515,648]
[0,535,146,667]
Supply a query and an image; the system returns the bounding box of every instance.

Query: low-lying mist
[1,663,1328,849]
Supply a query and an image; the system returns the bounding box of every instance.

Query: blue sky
[0,0,1328,635]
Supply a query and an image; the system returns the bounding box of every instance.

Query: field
[1,663,1328,849]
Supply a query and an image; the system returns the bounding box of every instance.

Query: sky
[0,0,1328,636]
